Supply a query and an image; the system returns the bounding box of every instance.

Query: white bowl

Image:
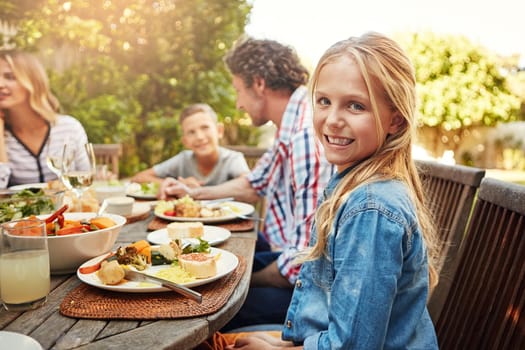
[105,196,135,216]
[39,212,126,274]
[94,185,126,203]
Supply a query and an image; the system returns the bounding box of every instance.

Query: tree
[397,32,521,158]
[0,0,253,176]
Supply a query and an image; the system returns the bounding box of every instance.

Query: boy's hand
[159,177,193,199]
[177,176,202,188]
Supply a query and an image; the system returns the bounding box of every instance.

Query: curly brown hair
[224,37,309,93]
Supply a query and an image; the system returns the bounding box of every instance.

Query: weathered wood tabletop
[0,212,257,350]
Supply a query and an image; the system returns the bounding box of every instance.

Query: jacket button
[286,320,292,328]
[295,279,302,288]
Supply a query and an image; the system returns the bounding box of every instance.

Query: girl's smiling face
[313,56,400,172]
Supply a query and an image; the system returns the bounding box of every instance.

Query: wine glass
[61,143,96,211]
[46,153,62,179]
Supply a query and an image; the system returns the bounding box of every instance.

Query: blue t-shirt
[153,146,249,185]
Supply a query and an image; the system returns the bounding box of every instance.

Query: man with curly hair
[160,37,334,329]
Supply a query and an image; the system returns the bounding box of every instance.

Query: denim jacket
[282,169,438,349]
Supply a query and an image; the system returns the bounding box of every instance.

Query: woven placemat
[126,210,150,224]
[147,216,255,232]
[60,256,246,320]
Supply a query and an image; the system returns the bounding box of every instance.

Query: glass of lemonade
[0,219,50,311]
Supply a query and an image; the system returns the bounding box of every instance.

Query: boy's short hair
[179,103,218,124]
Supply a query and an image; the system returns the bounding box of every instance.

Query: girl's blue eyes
[318,97,330,105]
[317,97,364,111]
[350,102,365,111]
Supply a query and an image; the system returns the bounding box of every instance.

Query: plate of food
[147,222,231,246]
[76,241,238,293]
[154,195,255,223]
[8,183,48,190]
[126,182,159,200]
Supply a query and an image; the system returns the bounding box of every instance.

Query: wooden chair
[93,144,122,179]
[225,145,269,169]
[225,145,269,228]
[416,160,485,322]
[435,177,525,349]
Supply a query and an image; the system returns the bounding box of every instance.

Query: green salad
[0,189,57,223]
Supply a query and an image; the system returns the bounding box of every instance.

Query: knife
[124,269,202,303]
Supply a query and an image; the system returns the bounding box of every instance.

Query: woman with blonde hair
[198,31,439,350]
[0,50,89,188]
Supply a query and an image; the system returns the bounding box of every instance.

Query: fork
[222,206,263,222]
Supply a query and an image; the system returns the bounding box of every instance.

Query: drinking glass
[46,153,62,179]
[0,219,50,311]
[61,143,96,211]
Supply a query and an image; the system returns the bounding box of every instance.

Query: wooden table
[0,213,257,349]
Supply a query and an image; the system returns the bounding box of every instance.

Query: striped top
[0,115,89,188]
[246,86,335,283]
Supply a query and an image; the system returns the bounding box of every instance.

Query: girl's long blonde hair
[306,32,439,289]
[1,50,59,123]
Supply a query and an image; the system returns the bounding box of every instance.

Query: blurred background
[1,0,523,183]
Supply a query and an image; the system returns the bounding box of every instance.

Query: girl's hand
[227,334,296,349]
[0,110,7,163]
[227,336,273,349]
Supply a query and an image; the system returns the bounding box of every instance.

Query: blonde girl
[0,50,89,188]
[205,32,440,350]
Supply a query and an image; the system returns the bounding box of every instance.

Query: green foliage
[397,32,521,153]
[3,0,254,176]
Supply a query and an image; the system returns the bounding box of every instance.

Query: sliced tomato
[163,210,177,217]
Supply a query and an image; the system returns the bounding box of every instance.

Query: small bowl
[105,196,135,216]
[0,189,64,223]
[39,212,126,274]
[94,185,126,203]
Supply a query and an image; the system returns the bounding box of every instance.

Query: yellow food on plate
[155,265,196,284]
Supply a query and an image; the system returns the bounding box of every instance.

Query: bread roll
[167,222,204,239]
[97,260,125,285]
[178,253,217,278]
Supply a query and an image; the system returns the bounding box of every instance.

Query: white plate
[77,247,238,293]
[127,202,151,218]
[154,201,255,223]
[8,183,48,190]
[0,331,43,350]
[126,192,158,200]
[147,226,231,246]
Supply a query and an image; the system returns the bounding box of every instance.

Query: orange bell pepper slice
[78,252,115,274]
[56,224,87,235]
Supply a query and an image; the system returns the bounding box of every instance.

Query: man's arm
[161,175,261,204]
[251,260,292,288]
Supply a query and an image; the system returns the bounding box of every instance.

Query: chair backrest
[435,177,525,350]
[416,160,485,321]
[225,145,269,229]
[93,144,122,179]
[225,145,268,169]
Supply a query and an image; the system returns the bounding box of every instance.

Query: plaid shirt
[246,86,334,283]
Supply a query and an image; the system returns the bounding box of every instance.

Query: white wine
[62,171,94,190]
[46,156,62,176]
